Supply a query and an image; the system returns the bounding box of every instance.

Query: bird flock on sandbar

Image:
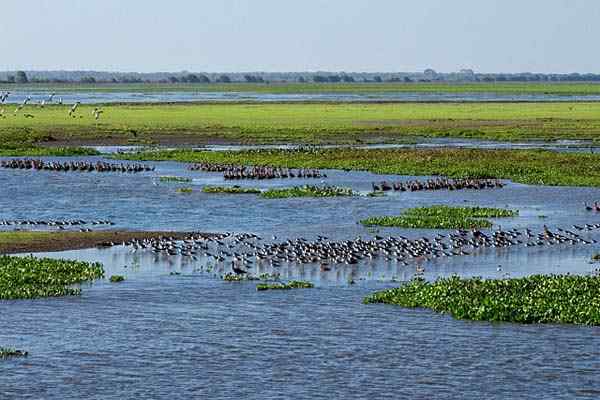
[1,159,154,173]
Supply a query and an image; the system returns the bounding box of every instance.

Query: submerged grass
[202,185,261,194]
[261,185,354,199]
[361,206,517,229]
[121,147,600,187]
[4,102,600,145]
[0,255,104,300]
[256,281,315,291]
[364,275,600,326]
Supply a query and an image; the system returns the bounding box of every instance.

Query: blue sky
[1,0,598,73]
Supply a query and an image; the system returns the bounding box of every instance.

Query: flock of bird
[0,159,154,173]
[0,92,104,120]
[0,219,113,227]
[189,163,325,180]
[585,202,600,212]
[108,223,600,277]
[372,178,504,192]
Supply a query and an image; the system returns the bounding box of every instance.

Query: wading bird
[68,101,80,117]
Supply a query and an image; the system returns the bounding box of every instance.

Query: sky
[1,0,599,73]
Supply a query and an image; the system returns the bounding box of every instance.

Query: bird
[68,102,80,116]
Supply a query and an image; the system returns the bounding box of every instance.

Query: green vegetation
[0,348,28,359]
[159,175,191,183]
[10,82,600,95]
[176,187,193,194]
[0,146,100,157]
[4,102,600,146]
[361,206,518,229]
[222,273,259,281]
[261,185,354,199]
[256,281,315,291]
[202,185,262,194]
[592,253,600,261]
[364,275,600,326]
[109,275,125,283]
[0,255,104,300]
[121,147,600,187]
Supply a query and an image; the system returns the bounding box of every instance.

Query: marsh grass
[361,205,518,229]
[364,275,600,325]
[256,281,314,291]
[0,255,104,300]
[261,185,354,199]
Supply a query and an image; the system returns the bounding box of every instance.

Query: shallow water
[5,90,600,104]
[2,157,600,399]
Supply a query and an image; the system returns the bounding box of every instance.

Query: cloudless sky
[1,0,599,73]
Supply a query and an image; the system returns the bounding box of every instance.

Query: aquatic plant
[120,147,600,188]
[202,185,262,194]
[364,274,600,326]
[0,348,28,359]
[176,187,193,194]
[222,273,259,281]
[256,280,314,291]
[0,255,104,300]
[261,185,354,199]
[361,205,517,229]
[109,275,125,283]
[159,175,192,183]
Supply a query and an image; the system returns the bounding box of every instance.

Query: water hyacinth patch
[256,281,314,291]
[109,275,125,283]
[261,185,354,199]
[202,185,262,194]
[364,275,600,326]
[0,255,104,300]
[361,205,517,229]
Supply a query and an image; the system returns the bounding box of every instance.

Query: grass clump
[256,281,314,291]
[0,255,104,300]
[159,176,191,183]
[261,185,354,199]
[109,275,125,283]
[0,347,28,359]
[203,185,261,194]
[361,205,517,229]
[364,274,600,326]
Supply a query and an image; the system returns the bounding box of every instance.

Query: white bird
[22,96,31,106]
[58,97,63,105]
[39,100,46,108]
[93,108,104,120]
[68,101,80,116]
[48,92,56,102]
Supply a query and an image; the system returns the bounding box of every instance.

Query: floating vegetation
[361,206,518,229]
[0,255,104,300]
[364,275,600,326]
[222,273,259,281]
[109,275,125,283]
[256,281,314,291]
[122,148,600,187]
[176,187,193,194]
[261,185,354,199]
[202,185,261,194]
[159,175,191,183]
[0,347,28,359]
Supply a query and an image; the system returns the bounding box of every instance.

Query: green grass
[109,275,125,283]
[361,206,518,229]
[0,255,104,300]
[8,82,600,95]
[256,281,315,291]
[364,275,600,326]
[261,185,354,199]
[4,102,600,145]
[159,175,192,183]
[0,146,100,157]
[120,147,600,187]
[0,347,28,359]
[202,185,261,194]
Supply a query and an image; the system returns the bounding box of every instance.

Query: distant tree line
[3,70,600,84]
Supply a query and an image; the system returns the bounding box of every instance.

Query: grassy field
[3,102,600,147]
[6,82,600,94]
[121,147,600,187]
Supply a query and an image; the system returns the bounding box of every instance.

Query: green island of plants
[119,147,600,188]
[261,185,354,199]
[364,275,600,325]
[0,347,28,359]
[361,206,518,229]
[256,281,315,291]
[159,175,192,183]
[0,255,104,300]
[109,275,125,283]
[203,185,262,194]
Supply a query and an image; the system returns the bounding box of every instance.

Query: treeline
[3,70,600,84]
